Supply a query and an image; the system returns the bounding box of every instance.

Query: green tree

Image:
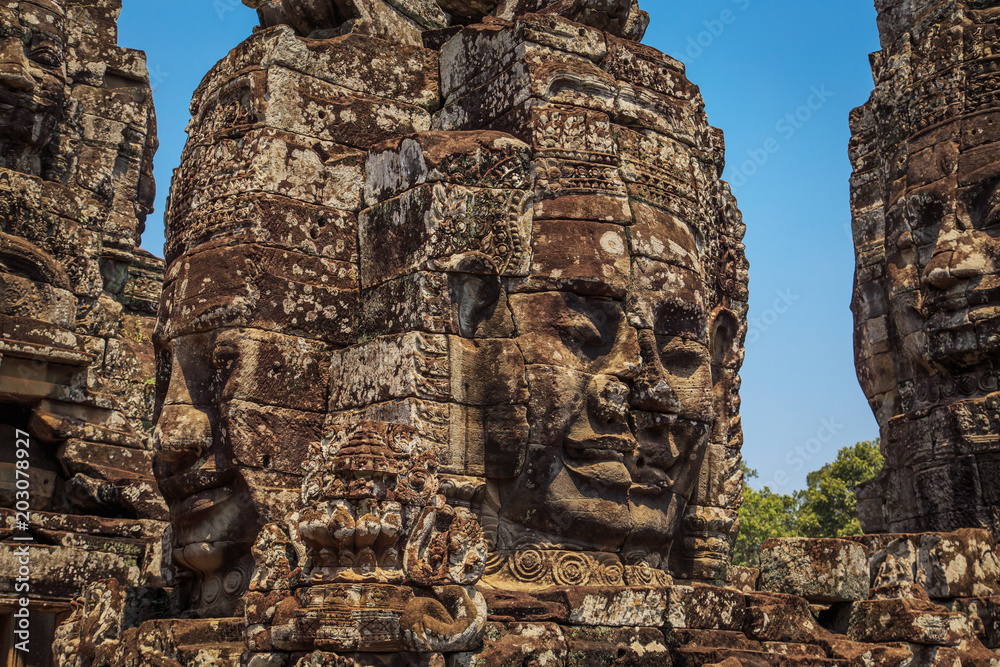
[733,463,800,568]
[794,440,884,538]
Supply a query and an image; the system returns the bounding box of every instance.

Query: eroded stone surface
[29,0,1000,664]
[130,0,750,663]
[0,0,167,657]
[849,0,1000,542]
[759,538,869,603]
[43,1,1000,666]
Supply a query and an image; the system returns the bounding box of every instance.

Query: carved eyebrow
[31,32,64,46]
[960,161,1000,190]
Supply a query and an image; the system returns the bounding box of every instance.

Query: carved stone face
[152,329,260,618]
[886,127,1000,371]
[851,3,1000,537]
[0,1,66,148]
[153,253,333,617]
[494,211,721,567]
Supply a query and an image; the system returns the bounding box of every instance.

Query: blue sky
[118,0,883,492]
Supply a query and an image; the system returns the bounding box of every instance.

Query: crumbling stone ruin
[0,0,997,664]
[849,0,1000,539]
[127,0,752,661]
[0,0,167,662]
[839,0,1000,663]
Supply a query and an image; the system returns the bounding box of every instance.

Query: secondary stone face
[0,0,166,657]
[849,0,1000,539]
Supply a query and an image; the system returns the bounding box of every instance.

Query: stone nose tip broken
[0,38,35,92]
[152,405,213,462]
[587,375,633,429]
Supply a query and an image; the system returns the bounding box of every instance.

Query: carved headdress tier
[303,421,440,505]
[249,421,489,653]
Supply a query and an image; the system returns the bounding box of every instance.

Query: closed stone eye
[558,316,603,346]
[972,180,1000,230]
[29,45,60,68]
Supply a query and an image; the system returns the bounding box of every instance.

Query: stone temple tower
[850,0,1000,539]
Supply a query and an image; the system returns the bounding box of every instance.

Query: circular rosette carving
[223,565,248,597]
[398,466,437,504]
[625,562,655,586]
[510,549,547,583]
[200,573,223,608]
[624,563,670,587]
[598,560,625,586]
[484,552,506,577]
[552,552,593,587]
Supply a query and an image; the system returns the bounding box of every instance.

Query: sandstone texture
[849,0,1000,540]
[22,0,1000,665]
[66,0,752,662]
[0,0,167,660]
[759,538,869,603]
[141,0,749,643]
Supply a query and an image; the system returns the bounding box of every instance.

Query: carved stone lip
[158,466,238,502]
[563,458,633,491]
[627,459,679,492]
[922,291,971,313]
[564,433,637,454]
[629,480,674,495]
[0,64,35,92]
[924,302,1000,331]
[923,286,999,313]
[172,485,238,523]
[562,435,634,490]
[0,86,41,110]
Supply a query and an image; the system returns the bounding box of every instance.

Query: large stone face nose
[0,35,35,92]
[151,404,213,464]
[630,329,681,414]
[587,374,632,429]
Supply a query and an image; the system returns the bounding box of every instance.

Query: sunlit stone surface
[0,0,167,661]
[850,0,1000,540]
[144,0,749,661]
[48,0,1000,665]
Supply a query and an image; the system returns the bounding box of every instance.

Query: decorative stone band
[261,582,489,654]
[902,366,1000,413]
[483,549,671,591]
